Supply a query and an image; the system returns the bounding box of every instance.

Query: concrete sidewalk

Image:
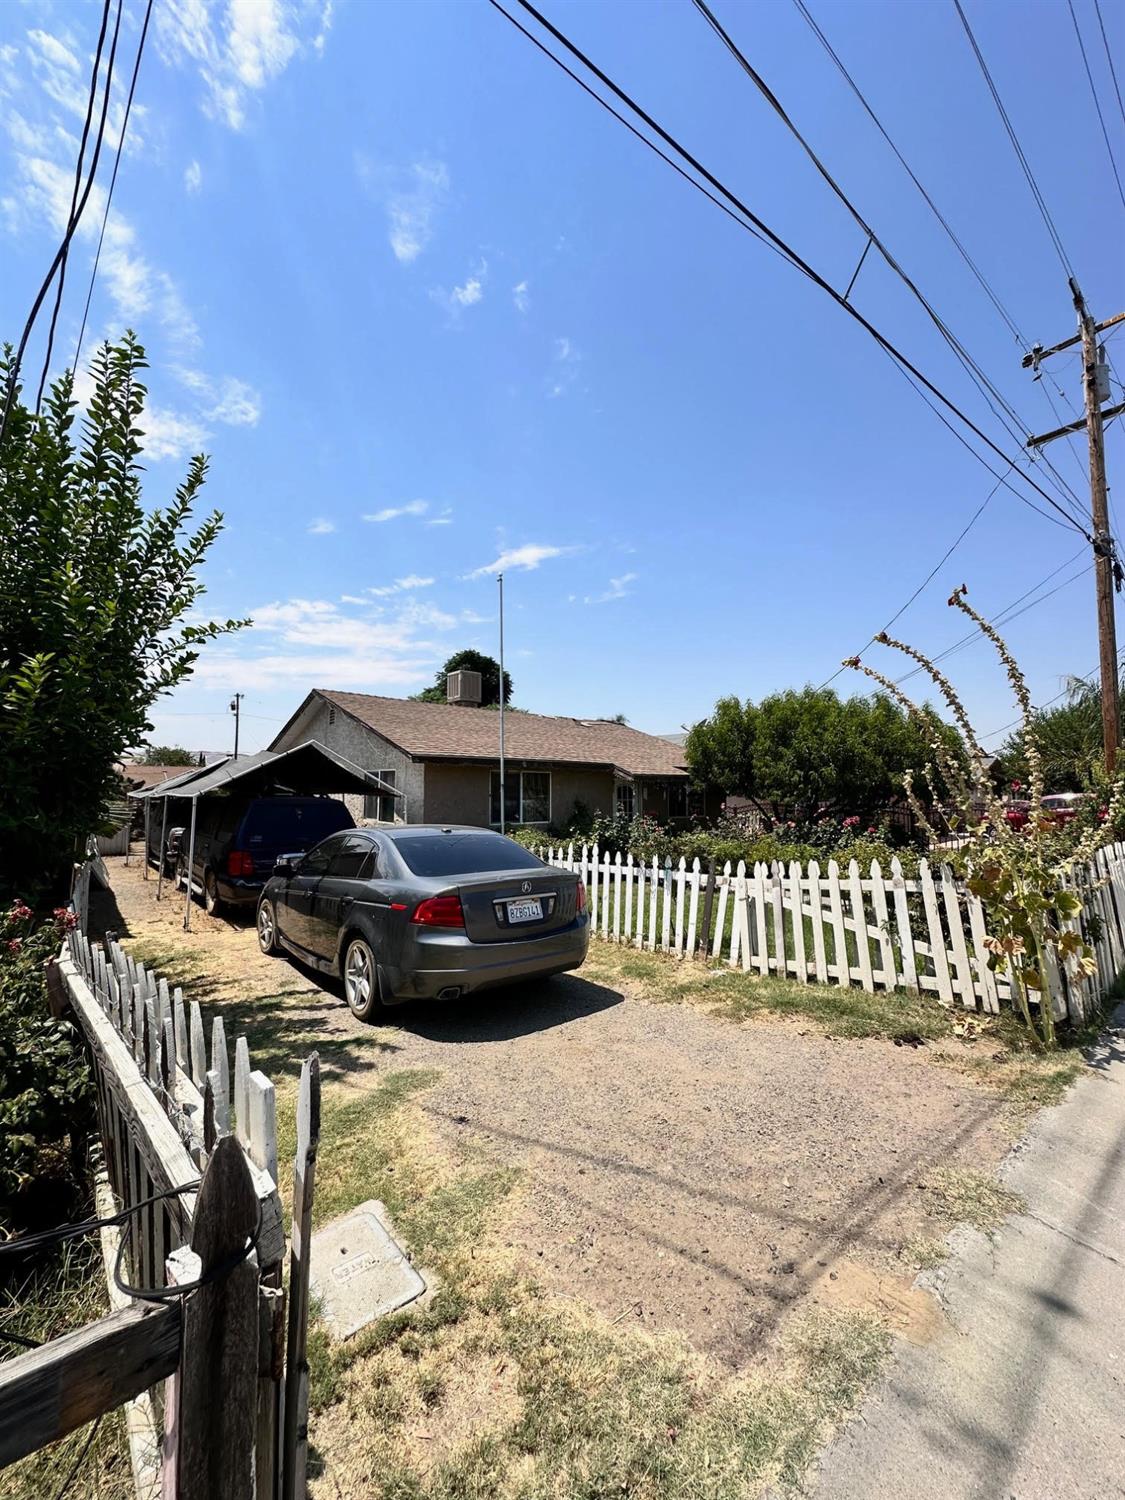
[811,1012,1125,1500]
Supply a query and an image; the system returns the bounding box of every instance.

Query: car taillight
[410,895,465,928]
[576,881,587,914]
[227,850,254,878]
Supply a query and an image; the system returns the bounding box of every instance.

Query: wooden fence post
[282,1054,321,1500]
[165,1137,260,1500]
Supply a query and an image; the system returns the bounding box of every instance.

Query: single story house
[270,688,716,830]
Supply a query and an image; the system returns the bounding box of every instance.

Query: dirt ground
[93,851,1012,1370]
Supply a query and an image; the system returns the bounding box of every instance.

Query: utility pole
[230,693,243,759]
[497,574,506,834]
[1026,288,1125,774]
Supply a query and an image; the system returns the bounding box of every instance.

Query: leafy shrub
[509,814,920,877]
[0,903,92,1230]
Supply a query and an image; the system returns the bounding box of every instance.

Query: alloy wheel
[345,941,373,1014]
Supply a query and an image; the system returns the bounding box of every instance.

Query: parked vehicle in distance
[1004,799,1032,830]
[163,825,186,875]
[1040,791,1085,825]
[256,825,589,1021]
[178,796,355,914]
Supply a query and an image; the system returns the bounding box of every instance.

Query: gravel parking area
[96,851,1010,1369]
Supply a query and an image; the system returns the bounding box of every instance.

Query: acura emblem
[521,880,532,894]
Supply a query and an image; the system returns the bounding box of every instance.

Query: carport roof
[128,741,396,801]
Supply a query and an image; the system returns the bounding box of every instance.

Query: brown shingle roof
[120,763,200,789]
[318,691,690,778]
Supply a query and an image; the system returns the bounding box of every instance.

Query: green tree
[685,687,959,825]
[412,648,513,707]
[138,745,198,767]
[0,335,244,898]
[996,676,1113,792]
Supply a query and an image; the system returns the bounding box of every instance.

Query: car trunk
[457,869,578,944]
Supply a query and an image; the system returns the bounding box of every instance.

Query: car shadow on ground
[287,959,625,1045]
[398,973,625,1043]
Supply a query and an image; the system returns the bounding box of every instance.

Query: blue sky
[1,0,1122,757]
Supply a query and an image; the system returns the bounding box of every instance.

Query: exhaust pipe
[436,985,463,1002]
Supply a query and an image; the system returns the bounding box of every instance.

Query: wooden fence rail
[0,923,320,1500]
[540,839,1125,1023]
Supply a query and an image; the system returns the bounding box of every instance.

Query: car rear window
[393,833,544,877]
[241,798,354,846]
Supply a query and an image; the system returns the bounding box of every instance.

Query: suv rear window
[241,798,354,846]
[393,832,543,877]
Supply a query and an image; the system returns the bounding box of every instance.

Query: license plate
[506,898,543,924]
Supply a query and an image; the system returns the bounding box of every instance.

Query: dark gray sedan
[255,825,589,1020]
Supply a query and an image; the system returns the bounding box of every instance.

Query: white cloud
[585,572,637,604]
[452,276,483,307]
[513,280,529,314]
[369,574,435,597]
[184,159,202,193]
[549,335,581,397]
[139,406,210,462]
[468,543,574,578]
[174,368,261,425]
[307,518,335,535]
[426,507,454,527]
[375,158,449,263]
[27,31,79,73]
[156,0,324,130]
[363,500,429,523]
[193,593,459,690]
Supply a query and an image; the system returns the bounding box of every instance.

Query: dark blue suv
[178,795,355,914]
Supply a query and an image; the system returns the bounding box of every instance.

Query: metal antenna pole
[230,692,243,759]
[498,573,506,834]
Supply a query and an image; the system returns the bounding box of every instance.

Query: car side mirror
[273,857,295,878]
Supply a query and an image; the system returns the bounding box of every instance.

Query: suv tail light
[410,895,465,928]
[227,850,255,878]
[576,880,587,914]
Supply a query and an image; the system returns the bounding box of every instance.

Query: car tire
[342,935,381,1022]
[204,870,223,916]
[257,898,280,956]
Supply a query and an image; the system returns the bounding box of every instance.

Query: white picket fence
[538,840,1125,1023]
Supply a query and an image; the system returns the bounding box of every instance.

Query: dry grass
[921,1168,1025,1231]
[0,1240,132,1500]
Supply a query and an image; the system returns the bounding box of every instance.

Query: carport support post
[156,798,169,902]
[143,799,151,879]
[183,799,198,932]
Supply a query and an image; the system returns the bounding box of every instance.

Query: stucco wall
[421,762,615,828]
[271,697,425,824]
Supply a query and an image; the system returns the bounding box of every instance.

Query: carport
[129,741,398,928]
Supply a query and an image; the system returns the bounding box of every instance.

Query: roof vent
[447,670,482,707]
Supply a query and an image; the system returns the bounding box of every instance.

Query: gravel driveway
[98,855,1009,1369]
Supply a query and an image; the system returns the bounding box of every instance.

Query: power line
[36,0,123,414]
[981,661,1108,743]
[74,0,155,373]
[895,554,1091,684]
[1066,0,1125,212]
[1093,0,1125,131]
[789,0,1024,344]
[692,0,1089,526]
[789,0,1098,522]
[952,0,1075,277]
[489,0,1092,539]
[0,0,114,446]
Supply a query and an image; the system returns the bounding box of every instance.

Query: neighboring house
[270,687,715,830]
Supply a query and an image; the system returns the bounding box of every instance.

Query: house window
[490,770,551,826]
[667,781,688,819]
[615,782,635,819]
[363,769,397,822]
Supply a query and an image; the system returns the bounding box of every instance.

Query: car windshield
[393,832,543,877]
[243,799,352,845]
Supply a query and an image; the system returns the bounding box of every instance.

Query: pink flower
[866,827,876,835]
[52,906,78,930]
[1011,780,1022,792]
[843,816,860,829]
[9,902,32,922]
[7,938,23,955]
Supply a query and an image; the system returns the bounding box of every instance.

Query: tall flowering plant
[846,587,1124,1048]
